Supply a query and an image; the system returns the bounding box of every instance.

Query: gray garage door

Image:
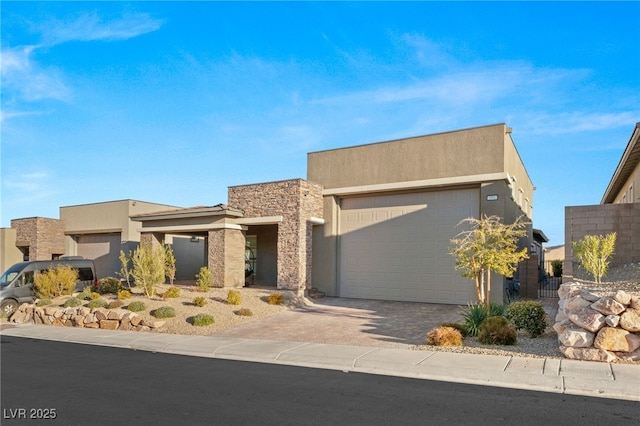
[77,233,121,279]
[338,189,479,304]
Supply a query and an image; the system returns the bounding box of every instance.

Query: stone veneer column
[140,232,164,250]
[11,217,65,260]
[228,179,323,294]
[208,228,245,288]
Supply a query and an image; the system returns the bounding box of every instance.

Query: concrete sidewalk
[2,324,638,402]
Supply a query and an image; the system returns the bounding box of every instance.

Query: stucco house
[564,122,640,280]
[1,123,535,305]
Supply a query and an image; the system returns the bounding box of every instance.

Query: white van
[0,257,97,316]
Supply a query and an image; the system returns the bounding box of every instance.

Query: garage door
[77,234,121,279]
[339,189,479,304]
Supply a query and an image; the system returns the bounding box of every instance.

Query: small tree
[449,215,529,308]
[117,250,133,289]
[34,265,78,298]
[195,266,212,292]
[572,232,616,284]
[131,244,165,297]
[164,244,177,285]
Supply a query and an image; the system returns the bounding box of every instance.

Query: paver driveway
[213,297,464,349]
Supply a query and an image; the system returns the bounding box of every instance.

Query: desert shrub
[34,265,78,298]
[63,297,82,308]
[195,266,213,292]
[153,306,176,318]
[235,308,253,317]
[87,298,108,309]
[76,286,93,301]
[108,300,124,309]
[426,326,463,346]
[460,303,506,337]
[36,298,52,307]
[97,277,123,294]
[191,313,214,326]
[227,289,242,305]
[439,322,468,337]
[90,292,101,300]
[267,292,284,305]
[163,286,181,299]
[193,296,207,307]
[131,244,165,297]
[507,300,547,338]
[118,289,132,300]
[478,316,517,345]
[127,301,147,312]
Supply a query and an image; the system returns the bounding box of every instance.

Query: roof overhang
[601,123,640,204]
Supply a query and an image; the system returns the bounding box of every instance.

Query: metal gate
[539,260,562,298]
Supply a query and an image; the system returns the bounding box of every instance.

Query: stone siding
[228,179,323,293]
[208,228,245,288]
[564,203,640,281]
[11,217,66,261]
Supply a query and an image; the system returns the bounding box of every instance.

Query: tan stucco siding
[308,124,507,189]
[502,133,534,219]
[611,161,640,204]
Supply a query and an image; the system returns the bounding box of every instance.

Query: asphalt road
[1,336,638,426]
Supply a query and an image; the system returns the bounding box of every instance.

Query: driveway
[213,297,464,349]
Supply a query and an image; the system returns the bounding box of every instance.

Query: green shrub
[227,289,242,305]
[34,265,78,298]
[63,297,82,308]
[153,306,176,318]
[127,301,146,312]
[163,286,180,299]
[195,266,213,292]
[193,296,207,307]
[90,292,101,300]
[551,260,563,277]
[267,293,284,305]
[118,289,132,300]
[478,316,517,345]
[97,277,123,294]
[235,308,253,317]
[191,313,215,326]
[439,322,468,337]
[460,303,506,337]
[507,300,547,338]
[76,286,92,301]
[87,298,108,309]
[108,300,124,309]
[426,326,463,346]
[36,298,52,307]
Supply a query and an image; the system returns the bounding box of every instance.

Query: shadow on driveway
[213,297,464,349]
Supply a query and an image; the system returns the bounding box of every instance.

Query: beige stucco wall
[611,161,639,204]
[61,200,178,255]
[1,228,24,272]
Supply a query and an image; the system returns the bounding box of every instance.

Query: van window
[0,263,25,287]
[14,271,34,287]
[78,268,94,281]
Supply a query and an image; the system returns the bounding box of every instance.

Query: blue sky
[2,1,639,245]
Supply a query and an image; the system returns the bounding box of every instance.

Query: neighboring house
[565,122,640,281]
[1,123,536,305]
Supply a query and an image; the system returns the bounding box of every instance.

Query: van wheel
[1,299,19,317]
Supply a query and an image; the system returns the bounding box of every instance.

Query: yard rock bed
[8,303,164,332]
[555,282,640,363]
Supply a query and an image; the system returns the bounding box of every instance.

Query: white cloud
[515,111,640,136]
[1,46,69,102]
[39,11,164,46]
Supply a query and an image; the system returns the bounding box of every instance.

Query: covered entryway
[76,233,121,279]
[338,188,479,304]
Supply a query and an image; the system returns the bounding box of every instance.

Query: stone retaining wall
[8,303,165,332]
[554,282,640,362]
